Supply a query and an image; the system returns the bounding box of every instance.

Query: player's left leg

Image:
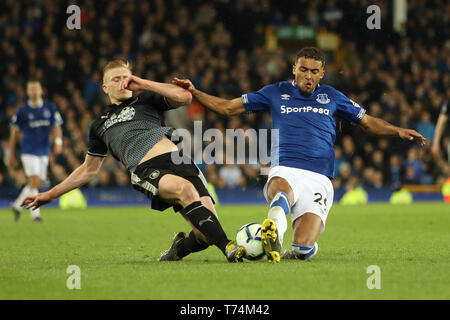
[281,170,334,260]
[160,196,214,261]
[158,174,244,262]
[281,213,322,260]
[28,156,48,222]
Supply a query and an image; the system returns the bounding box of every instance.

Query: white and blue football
[236,223,265,260]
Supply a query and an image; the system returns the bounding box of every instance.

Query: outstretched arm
[358,114,426,146]
[172,78,246,117]
[22,154,104,210]
[120,75,192,108]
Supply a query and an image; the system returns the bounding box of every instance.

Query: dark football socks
[183,201,230,253]
[176,230,209,258]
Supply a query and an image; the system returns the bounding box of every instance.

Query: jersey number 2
[314,192,327,208]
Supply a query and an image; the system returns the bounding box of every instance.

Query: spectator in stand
[351,156,364,178]
[334,146,345,177]
[341,135,355,162]
[218,164,246,189]
[362,167,376,189]
[416,111,435,142]
[404,147,424,184]
[389,154,404,188]
[338,162,352,187]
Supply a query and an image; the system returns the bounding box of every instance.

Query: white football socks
[268,192,291,246]
[28,187,40,219]
[291,243,318,260]
[13,185,31,211]
[13,185,40,218]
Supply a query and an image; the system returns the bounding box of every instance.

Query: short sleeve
[333,89,366,125]
[139,91,171,111]
[11,109,24,129]
[241,85,274,112]
[87,125,108,157]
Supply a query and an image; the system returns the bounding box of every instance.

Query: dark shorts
[131,151,214,212]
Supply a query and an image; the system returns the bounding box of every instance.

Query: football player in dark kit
[22,60,246,263]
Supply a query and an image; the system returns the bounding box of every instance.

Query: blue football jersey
[241,81,366,178]
[11,100,63,156]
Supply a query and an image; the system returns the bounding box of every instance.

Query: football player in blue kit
[8,80,63,222]
[172,47,426,263]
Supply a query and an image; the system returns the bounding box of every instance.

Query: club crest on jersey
[316,94,330,104]
[149,170,160,179]
[104,106,136,130]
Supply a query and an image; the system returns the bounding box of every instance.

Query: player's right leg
[158,174,245,262]
[27,175,43,222]
[261,175,295,263]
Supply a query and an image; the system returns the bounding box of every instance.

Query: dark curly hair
[295,47,325,67]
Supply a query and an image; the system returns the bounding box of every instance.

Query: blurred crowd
[0,0,449,193]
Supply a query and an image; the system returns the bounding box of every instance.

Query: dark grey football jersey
[87,92,174,172]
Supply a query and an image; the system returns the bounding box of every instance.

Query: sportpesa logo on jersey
[280,105,330,115]
[29,120,51,128]
[104,106,136,129]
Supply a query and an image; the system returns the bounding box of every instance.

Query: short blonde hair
[103,60,132,83]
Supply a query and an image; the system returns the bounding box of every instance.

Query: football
[236,223,265,260]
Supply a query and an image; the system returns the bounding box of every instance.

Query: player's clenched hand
[172,78,195,93]
[120,75,144,91]
[22,192,54,211]
[398,128,426,146]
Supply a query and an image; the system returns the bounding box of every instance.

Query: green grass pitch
[0,203,449,300]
